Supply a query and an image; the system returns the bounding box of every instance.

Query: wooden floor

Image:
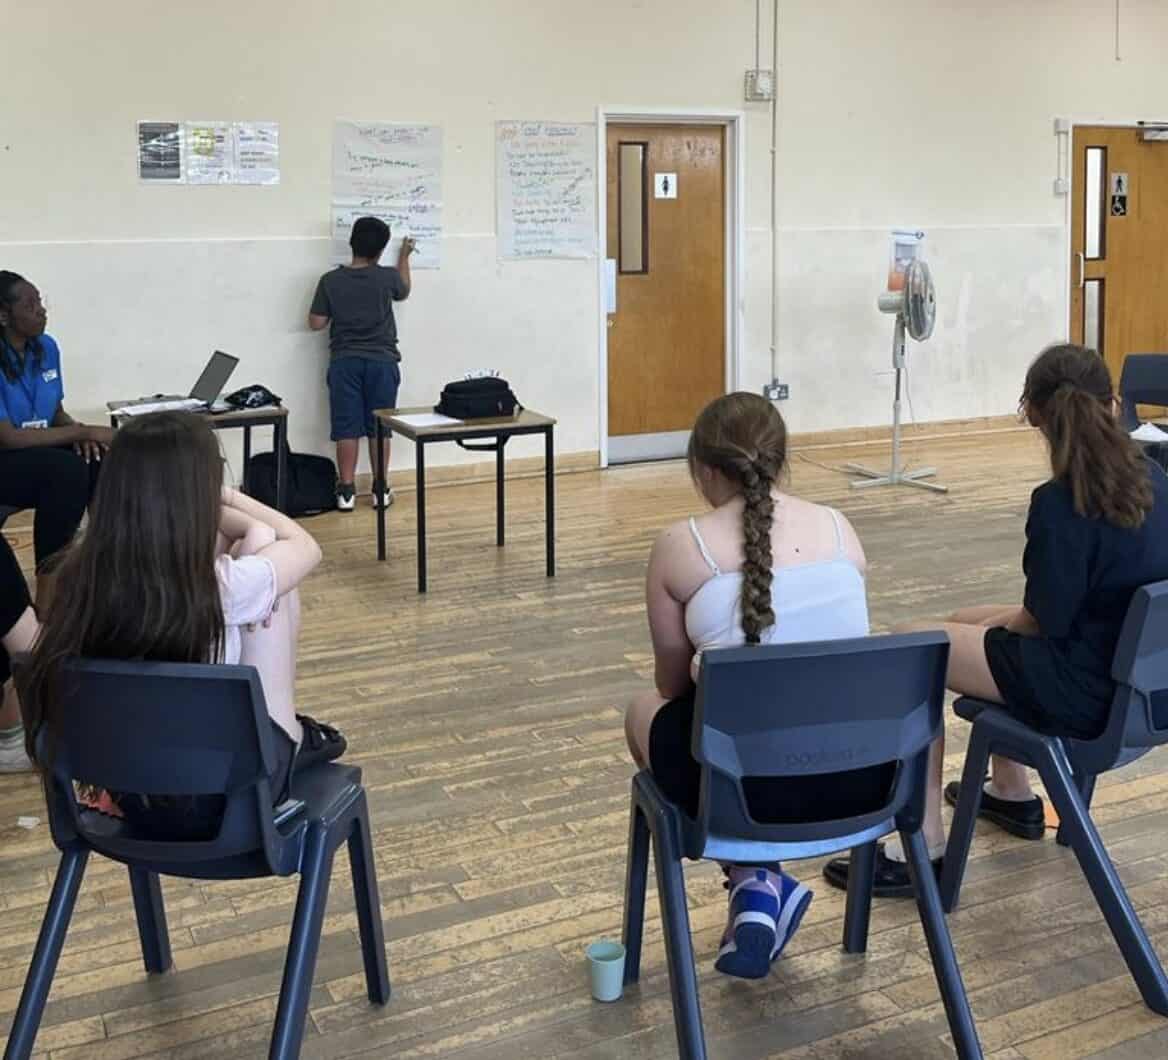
[4,428,1168,1059]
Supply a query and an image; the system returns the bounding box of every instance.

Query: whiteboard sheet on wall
[496,121,597,260]
[332,121,443,268]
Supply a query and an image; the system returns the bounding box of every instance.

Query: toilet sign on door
[654,173,677,199]
[1110,172,1129,217]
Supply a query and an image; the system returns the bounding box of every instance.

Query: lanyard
[3,342,40,415]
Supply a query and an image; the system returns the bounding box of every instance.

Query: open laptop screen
[189,351,239,404]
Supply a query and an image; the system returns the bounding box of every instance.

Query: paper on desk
[1131,422,1168,443]
[395,413,463,428]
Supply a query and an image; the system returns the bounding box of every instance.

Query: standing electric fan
[845,257,948,493]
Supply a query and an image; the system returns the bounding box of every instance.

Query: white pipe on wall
[769,0,780,384]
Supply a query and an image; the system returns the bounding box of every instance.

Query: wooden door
[1071,127,1168,393]
[605,124,725,461]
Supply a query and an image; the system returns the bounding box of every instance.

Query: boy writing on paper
[308,216,416,510]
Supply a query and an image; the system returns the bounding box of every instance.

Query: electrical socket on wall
[745,69,775,102]
[763,381,789,401]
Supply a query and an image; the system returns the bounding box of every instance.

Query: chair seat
[953,696,995,723]
[80,762,365,882]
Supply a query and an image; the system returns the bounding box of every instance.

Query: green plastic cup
[585,940,626,1002]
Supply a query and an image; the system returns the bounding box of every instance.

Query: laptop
[117,351,240,416]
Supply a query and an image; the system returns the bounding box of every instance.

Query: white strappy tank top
[684,506,869,652]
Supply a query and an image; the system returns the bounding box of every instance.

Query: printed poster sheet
[138,121,183,182]
[235,122,280,185]
[137,121,280,185]
[184,122,234,184]
[332,121,443,269]
[496,121,597,260]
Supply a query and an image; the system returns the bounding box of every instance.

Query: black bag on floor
[435,377,521,420]
[245,443,337,516]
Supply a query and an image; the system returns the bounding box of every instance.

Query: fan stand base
[842,314,949,494]
[844,462,949,493]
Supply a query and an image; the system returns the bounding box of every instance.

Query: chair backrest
[686,632,949,860]
[1075,580,1168,773]
[1119,354,1168,431]
[35,658,298,873]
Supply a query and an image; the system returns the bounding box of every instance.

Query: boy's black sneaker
[336,482,356,512]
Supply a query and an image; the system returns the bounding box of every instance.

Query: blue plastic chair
[3,659,389,1060]
[1119,354,1168,432]
[939,580,1168,1016]
[621,633,983,1060]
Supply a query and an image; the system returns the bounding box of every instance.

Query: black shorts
[327,356,401,440]
[648,690,897,824]
[982,626,1096,738]
[113,716,346,841]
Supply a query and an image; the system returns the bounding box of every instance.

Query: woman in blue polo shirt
[0,271,112,569]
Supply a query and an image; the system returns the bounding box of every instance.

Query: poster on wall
[235,122,280,185]
[496,121,597,260]
[137,121,183,182]
[184,122,235,184]
[331,121,443,268]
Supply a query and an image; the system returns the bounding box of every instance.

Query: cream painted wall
[3,1,1167,471]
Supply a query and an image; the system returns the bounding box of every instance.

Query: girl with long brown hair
[825,343,1168,897]
[625,392,875,979]
[20,412,345,838]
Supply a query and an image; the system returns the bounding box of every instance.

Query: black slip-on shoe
[822,843,942,899]
[944,780,1045,840]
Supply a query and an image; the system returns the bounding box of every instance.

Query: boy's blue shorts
[327,356,401,440]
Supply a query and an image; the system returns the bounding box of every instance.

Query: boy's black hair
[350,217,391,260]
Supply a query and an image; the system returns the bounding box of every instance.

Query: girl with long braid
[625,392,875,979]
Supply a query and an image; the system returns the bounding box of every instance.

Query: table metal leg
[274,420,287,514]
[243,426,253,493]
[416,442,427,593]
[545,427,555,578]
[496,438,506,547]
[376,421,387,562]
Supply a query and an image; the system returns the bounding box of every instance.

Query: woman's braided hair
[1022,344,1152,530]
[687,392,788,644]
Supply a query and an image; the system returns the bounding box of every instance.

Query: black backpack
[245,442,338,516]
[435,377,521,420]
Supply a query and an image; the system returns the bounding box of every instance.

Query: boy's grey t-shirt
[310,265,408,362]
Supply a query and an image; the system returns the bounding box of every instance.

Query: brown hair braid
[1022,344,1153,530]
[687,392,788,644]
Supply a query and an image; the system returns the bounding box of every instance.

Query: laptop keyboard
[117,398,204,416]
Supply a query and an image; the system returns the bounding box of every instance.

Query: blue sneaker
[773,871,813,960]
[714,869,813,979]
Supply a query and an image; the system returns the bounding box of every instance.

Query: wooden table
[108,402,288,513]
[374,408,556,592]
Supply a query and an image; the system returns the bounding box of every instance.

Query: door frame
[595,105,746,467]
[1061,117,1144,349]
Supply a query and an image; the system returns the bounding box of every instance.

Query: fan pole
[844,315,949,493]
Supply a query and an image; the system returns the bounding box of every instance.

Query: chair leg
[621,795,651,985]
[1037,749,1168,1015]
[5,849,89,1060]
[1056,768,1095,849]
[346,797,390,1006]
[842,840,876,954]
[651,824,706,1060]
[128,868,173,974]
[939,726,993,913]
[269,828,336,1060]
[902,828,983,1060]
